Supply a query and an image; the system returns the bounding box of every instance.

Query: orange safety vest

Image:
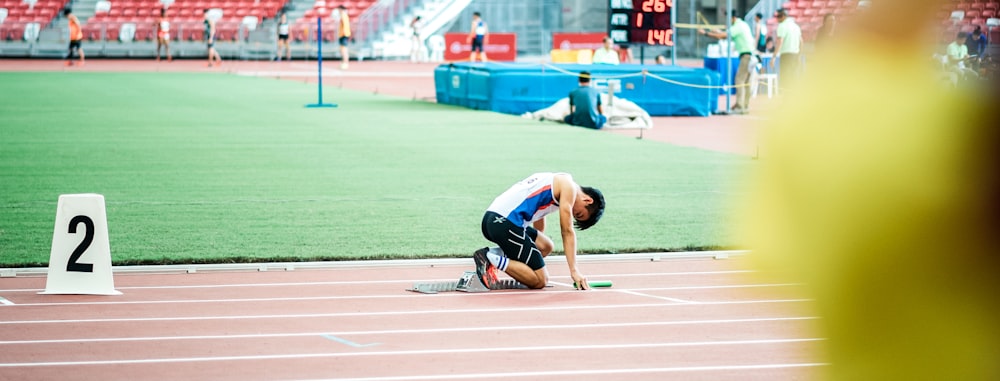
[69,16,83,41]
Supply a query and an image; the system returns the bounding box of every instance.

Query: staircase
[363,0,471,59]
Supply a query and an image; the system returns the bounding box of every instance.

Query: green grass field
[0,72,752,267]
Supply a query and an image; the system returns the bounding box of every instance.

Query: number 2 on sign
[641,0,672,12]
[647,29,673,45]
[67,215,95,273]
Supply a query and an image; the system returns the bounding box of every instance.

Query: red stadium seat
[81,18,104,41]
[135,25,154,41]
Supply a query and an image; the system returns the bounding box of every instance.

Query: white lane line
[0,316,818,345]
[295,363,829,381]
[0,283,803,307]
[0,299,812,325]
[0,270,753,293]
[0,297,14,306]
[0,338,824,367]
[618,290,697,304]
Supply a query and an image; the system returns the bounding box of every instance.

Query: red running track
[0,257,824,380]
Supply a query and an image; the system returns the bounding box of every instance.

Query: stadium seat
[119,22,135,41]
[0,8,7,24]
[83,21,104,41]
[984,9,996,18]
[240,15,257,31]
[22,22,38,41]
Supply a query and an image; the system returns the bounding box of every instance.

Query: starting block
[407,271,527,294]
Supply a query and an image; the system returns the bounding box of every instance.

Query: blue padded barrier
[434,63,722,117]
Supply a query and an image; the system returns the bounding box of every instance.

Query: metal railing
[354,0,418,44]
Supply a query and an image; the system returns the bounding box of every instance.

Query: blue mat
[434,63,721,117]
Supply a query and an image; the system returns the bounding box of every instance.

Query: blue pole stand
[306,15,337,108]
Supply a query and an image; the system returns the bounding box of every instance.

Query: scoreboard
[608,0,674,46]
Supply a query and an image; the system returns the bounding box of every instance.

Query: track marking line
[0,338,825,367]
[0,270,754,293]
[618,289,697,304]
[320,335,380,348]
[0,299,814,325]
[0,316,818,345]
[293,363,829,381]
[0,283,803,307]
[0,297,14,306]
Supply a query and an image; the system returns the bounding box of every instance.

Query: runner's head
[574,186,605,230]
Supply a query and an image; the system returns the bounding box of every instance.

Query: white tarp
[522,94,653,130]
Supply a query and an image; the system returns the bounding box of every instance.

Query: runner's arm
[553,174,588,289]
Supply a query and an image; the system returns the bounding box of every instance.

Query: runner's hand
[571,271,588,290]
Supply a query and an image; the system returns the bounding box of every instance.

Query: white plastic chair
[94,1,111,13]
[0,8,8,25]
[24,22,39,41]
[241,15,258,31]
[950,10,965,25]
[207,8,223,22]
[119,22,136,41]
[427,35,444,62]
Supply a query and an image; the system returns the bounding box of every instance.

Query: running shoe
[473,247,499,289]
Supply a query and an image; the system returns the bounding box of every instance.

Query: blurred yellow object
[550,49,578,64]
[738,0,1000,379]
[549,49,594,64]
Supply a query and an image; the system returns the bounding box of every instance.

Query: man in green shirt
[770,8,802,90]
[701,11,756,113]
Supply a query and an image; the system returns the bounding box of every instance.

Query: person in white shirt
[275,12,290,61]
[591,37,620,65]
[769,8,802,90]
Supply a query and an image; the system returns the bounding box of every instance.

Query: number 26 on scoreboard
[641,0,672,12]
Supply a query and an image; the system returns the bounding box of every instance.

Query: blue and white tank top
[487,173,561,227]
[474,20,487,36]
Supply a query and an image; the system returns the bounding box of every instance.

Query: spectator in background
[336,5,351,69]
[203,9,222,67]
[965,26,988,71]
[467,12,488,62]
[770,8,802,89]
[617,44,634,63]
[816,13,836,49]
[948,32,977,81]
[700,10,756,114]
[655,54,668,65]
[754,12,767,53]
[410,16,423,63]
[275,12,290,61]
[64,8,84,66]
[592,37,620,65]
[155,8,172,62]
[564,71,606,129]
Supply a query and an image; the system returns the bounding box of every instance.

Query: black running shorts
[481,211,545,271]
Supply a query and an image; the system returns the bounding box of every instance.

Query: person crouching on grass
[475,172,605,290]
